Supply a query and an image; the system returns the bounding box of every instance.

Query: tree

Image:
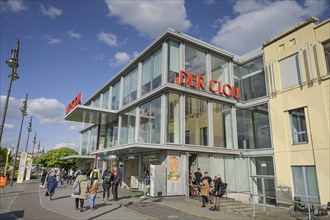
[38,147,78,169]
[0,148,11,168]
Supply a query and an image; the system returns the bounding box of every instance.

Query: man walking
[102,166,113,202]
[200,172,212,208]
[89,167,100,186]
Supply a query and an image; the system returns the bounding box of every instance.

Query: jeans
[90,194,96,208]
[60,177,64,186]
[103,187,111,200]
[112,184,119,201]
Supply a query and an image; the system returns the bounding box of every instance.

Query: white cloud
[211,0,328,55]
[40,4,63,18]
[69,124,81,131]
[97,32,119,47]
[4,123,14,130]
[95,54,106,61]
[104,0,192,37]
[54,142,79,152]
[2,0,28,13]
[109,51,137,67]
[46,36,63,45]
[67,30,82,39]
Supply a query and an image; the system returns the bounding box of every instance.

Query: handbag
[72,181,81,195]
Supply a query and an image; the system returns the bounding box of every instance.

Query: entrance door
[124,159,139,188]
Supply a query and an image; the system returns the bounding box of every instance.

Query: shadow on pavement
[85,205,122,220]
[50,195,71,200]
[0,210,24,219]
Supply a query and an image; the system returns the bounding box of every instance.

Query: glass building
[65,29,274,203]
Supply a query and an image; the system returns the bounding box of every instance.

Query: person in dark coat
[209,174,223,211]
[47,169,57,200]
[40,169,47,187]
[102,166,113,202]
[112,166,121,201]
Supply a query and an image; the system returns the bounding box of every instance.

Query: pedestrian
[89,167,100,186]
[68,168,74,184]
[73,169,81,182]
[71,169,89,212]
[40,168,47,188]
[194,168,202,192]
[112,166,121,201]
[60,168,66,187]
[47,169,57,200]
[55,169,60,188]
[209,174,223,211]
[200,171,212,208]
[88,179,99,211]
[102,166,113,202]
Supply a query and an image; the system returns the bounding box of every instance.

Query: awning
[60,155,95,160]
[64,105,118,125]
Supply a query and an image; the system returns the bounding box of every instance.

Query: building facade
[263,17,330,206]
[65,17,329,206]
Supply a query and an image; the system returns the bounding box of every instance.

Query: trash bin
[0,176,7,187]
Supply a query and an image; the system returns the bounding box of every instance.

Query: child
[89,180,98,211]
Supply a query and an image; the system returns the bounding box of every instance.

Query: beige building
[263,17,330,205]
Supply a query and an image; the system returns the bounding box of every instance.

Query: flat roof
[65,105,118,125]
[60,155,95,160]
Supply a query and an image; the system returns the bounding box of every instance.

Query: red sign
[179,70,240,99]
[66,92,82,114]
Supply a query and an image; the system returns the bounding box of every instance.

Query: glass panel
[131,68,138,101]
[98,124,106,150]
[324,41,330,73]
[237,109,254,149]
[213,155,225,179]
[213,102,232,148]
[123,74,131,106]
[211,55,230,86]
[120,109,136,145]
[234,57,266,101]
[290,108,308,144]
[106,121,118,148]
[81,132,88,155]
[224,156,236,191]
[255,157,274,176]
[111,82,120,110]
[238,158,249,191]
[168,40,180,84]
[93,96,100,108]
[185,96,208,146]
[167,93,180,144]
[152,48,162,90]
[142,57,152,96]
[292,166,306,195]
[139,97,161,144]
[89,126,98,152]
[185,46,206,76]
[305,167,319,197]
[101,89,109,109]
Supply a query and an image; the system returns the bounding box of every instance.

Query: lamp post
[31,132,37,158]
[10,94,28,186]
[0,39,20,146]
[24,116,32,152]
[36,140,40,171]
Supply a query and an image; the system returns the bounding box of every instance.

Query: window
[111,82,120,110]
[142,48,162,96]
[123,67,138,106]
[234,57,266,101]
[120,108,136,145]
[292,166,320,203]
[101,89,110,109]
[279,53,302,89]
[323,41,330,74]
[210,55,230,91]
[289,108,308,144]
[166,93,180,144]
[212,102,233,148]
[93,96,100,108]
[168,40,180,84]
[184,45,206,90]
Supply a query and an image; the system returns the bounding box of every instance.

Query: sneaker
[91,208,95,211]
[201,204,205,208]
[209,206,215,211]
[80,208,83,212]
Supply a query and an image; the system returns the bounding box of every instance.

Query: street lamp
[31,132,37,158]
[24,116,33,152]
[36,140,40,171]
[10,94,28,186]
[0,39,20,145]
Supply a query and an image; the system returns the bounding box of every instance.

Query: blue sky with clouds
[1,0,329,153]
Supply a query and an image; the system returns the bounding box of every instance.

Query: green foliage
[38,147,78,169]
[0,147,11,167]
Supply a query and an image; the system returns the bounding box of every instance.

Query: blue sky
[1,0,329,153]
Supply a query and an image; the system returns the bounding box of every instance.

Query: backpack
[92,171,98,179]
[104,173,111,184]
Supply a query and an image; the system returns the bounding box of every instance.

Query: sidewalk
[0,179,317,220]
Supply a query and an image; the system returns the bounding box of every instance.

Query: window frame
[289,108,308,145]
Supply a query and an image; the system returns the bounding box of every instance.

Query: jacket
[102,170,113,188]
[200,177,212,196]
[89,184,98,195]
[90,169,100,180]
[71,174,89,199]
[47,175,57,192]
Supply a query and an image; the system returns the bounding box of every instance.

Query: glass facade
[139,97,161,143]
[141,48,162,96]
[237,104,271,149]
[93,96,101,108]
[212,102,232,148]
[184,46,206,89]
[106,121,118,148]
[102,89,110,109]
[123,67,138,106]
[166,93,181,144]
[111,81,120,110]
[185,96,208,146]
[120,108,136,145]
[168,40,180,84]
[234,57,266,101]
[210,54,230,87]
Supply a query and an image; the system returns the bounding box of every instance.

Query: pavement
[0,179,324,220]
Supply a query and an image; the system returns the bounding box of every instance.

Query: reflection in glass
[211,55,230,88]
[142,48,162,96]
[185,46,206,76]
[111,82,120,110]
[168,40,180,84]
[185,96,208,146]
[166,93,180,143]
[139,97,161,144]
[102,89,110,109]
[212,102,232,148]
[123,67,138,106]
[120,108,136,145]
[106,121,118,148]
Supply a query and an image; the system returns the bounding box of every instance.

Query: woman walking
[47,169,57,200]
[71,169,89,212]
[209,174,223,211]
